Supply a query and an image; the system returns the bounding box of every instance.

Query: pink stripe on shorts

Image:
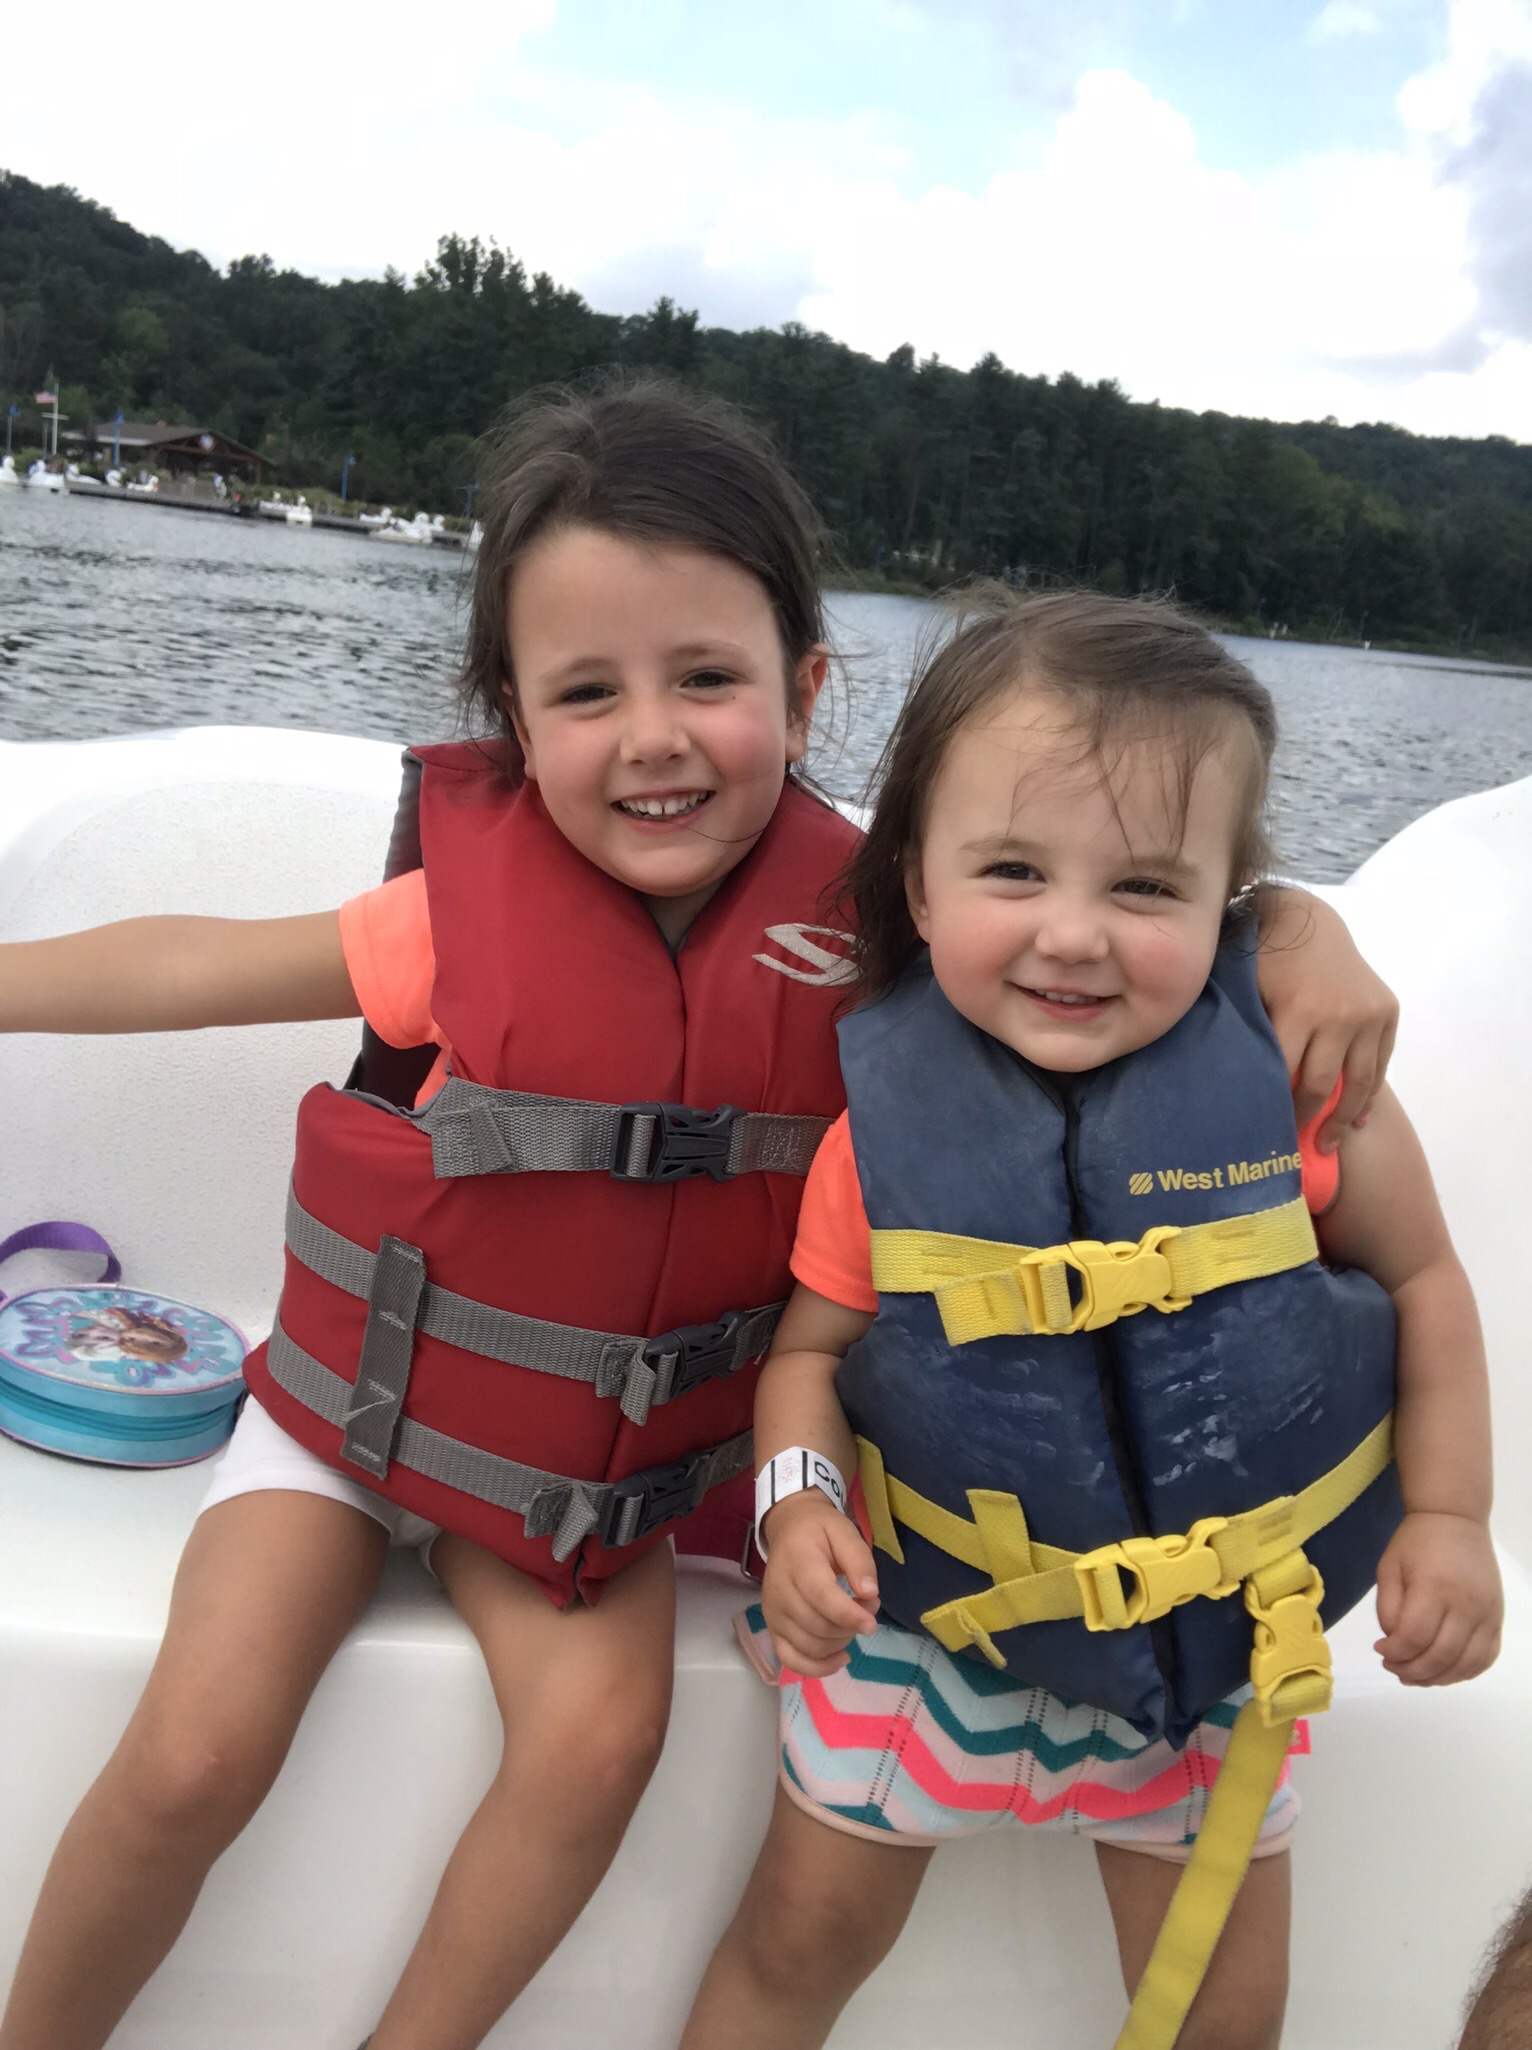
[738,1606,1300,1862]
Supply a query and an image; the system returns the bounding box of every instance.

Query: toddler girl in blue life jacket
[0,389,1401,2050]
[681,592,1503,2050]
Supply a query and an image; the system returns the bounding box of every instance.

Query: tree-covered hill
[3,169,1529,656]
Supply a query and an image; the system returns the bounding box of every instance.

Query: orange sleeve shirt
[336,871,452,1104]
[792,1089,1344,1315]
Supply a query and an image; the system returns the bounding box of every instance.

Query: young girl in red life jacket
[0,390,1399,2050]
[681,592,1502,2050]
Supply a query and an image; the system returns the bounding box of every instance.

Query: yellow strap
[855,1413,1392,1658]
[858,1451,1078,1584]
[855,1439,905,1564]
[870,1196,1317,1344]
[1114,1701,1295,2050]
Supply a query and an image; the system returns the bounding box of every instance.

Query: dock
[50,478,473,548]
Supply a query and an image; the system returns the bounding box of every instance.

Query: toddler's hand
[760,1492,879,1679]
[1374,1510,1503,1686]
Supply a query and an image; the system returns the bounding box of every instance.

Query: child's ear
[904,859,931,943]
[504,684,537,782]
[785,646,829,764]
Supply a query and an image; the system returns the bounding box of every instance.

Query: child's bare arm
[1317,1087,1502,1686]
[1318,1087,1491,1520]
[0,912,358,1034]
[1254,887,1397,1148]
[755,1285,878,1678]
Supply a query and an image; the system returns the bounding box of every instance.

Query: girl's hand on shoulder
[760,1493,879,1679]
[1254,888,1398,1152]
[1374,1510,1503,1687]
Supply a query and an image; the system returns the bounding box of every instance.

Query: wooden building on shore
[61,420,267,478]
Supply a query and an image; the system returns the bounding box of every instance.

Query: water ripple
[3,492,1530,881]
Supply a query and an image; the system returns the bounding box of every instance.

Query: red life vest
[243,743,858,1605]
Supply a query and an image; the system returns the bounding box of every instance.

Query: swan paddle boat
[256,491,313,524]
[370,511,445,544]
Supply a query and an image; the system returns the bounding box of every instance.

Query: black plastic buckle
[643,1311,747,1401]
[603,1456,701,1546]
[612,1102,740,1183]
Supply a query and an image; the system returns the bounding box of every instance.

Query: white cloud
[1308,2,1385,41]
[10,0,558,280]
[1383,0,1532,374]
[780,26,1531,438]
[790,69,1498,432]
[1398,0,1532,138]
[8,0,1532,441]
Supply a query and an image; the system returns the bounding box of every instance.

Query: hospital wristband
[754,1448,849,1558]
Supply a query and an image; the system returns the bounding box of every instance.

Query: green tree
[1,165,1528,654]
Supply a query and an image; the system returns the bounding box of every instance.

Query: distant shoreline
[821,570,1532,672]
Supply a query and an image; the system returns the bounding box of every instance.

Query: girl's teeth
[1040,991,1097,1006]
[619,794,707,818]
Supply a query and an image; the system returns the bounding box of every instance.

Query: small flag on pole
[35,390,57,405]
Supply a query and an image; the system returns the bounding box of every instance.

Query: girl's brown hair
[846,588,1279,1000]
[457,374,827,779]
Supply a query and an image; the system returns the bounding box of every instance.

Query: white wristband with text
[754,1448,849,1558]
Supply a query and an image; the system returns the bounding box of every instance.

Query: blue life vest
[836,931,1401,1747]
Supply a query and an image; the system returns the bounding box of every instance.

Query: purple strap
[0,1222,122,1307]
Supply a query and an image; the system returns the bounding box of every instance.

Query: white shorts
[199,1393,441,1555]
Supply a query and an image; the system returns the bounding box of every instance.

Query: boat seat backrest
[0,736,400,1336]
[1322,777,1531,1563]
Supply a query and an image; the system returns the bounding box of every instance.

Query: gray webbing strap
[284,1188,782,1426]
[265,1321,753,1561]
[416,1078,828,1183]
[339,1236,426,1477]
[724,1114,834,1177]
[422,1082,621,1177]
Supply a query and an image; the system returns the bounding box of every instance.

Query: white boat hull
[1,727,1528,2047]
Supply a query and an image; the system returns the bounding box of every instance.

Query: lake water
[3,489,1531,880]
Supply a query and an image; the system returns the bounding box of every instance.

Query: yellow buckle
[1076,1518,1238,1631]
[1015,1227,1191,1335]
[1246,1567,1333,1722]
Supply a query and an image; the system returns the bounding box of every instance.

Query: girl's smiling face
[906,684,1245,1071]
[506,525,825,945]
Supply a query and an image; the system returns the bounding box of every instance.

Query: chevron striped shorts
[740,1608,1301,1860]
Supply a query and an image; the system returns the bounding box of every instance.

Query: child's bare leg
[0,1491,388,2050]
[366,1536,676,2050]
[1096,1842,1291,2050]
[679,1785,933,2050]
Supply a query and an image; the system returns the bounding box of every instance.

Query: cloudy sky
[10,0,1532,439]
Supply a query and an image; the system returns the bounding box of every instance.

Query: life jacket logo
[1129,1151,1302,1194]
[753,923,857,987]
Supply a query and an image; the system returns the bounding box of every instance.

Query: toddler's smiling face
[906,685,1244,1071]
